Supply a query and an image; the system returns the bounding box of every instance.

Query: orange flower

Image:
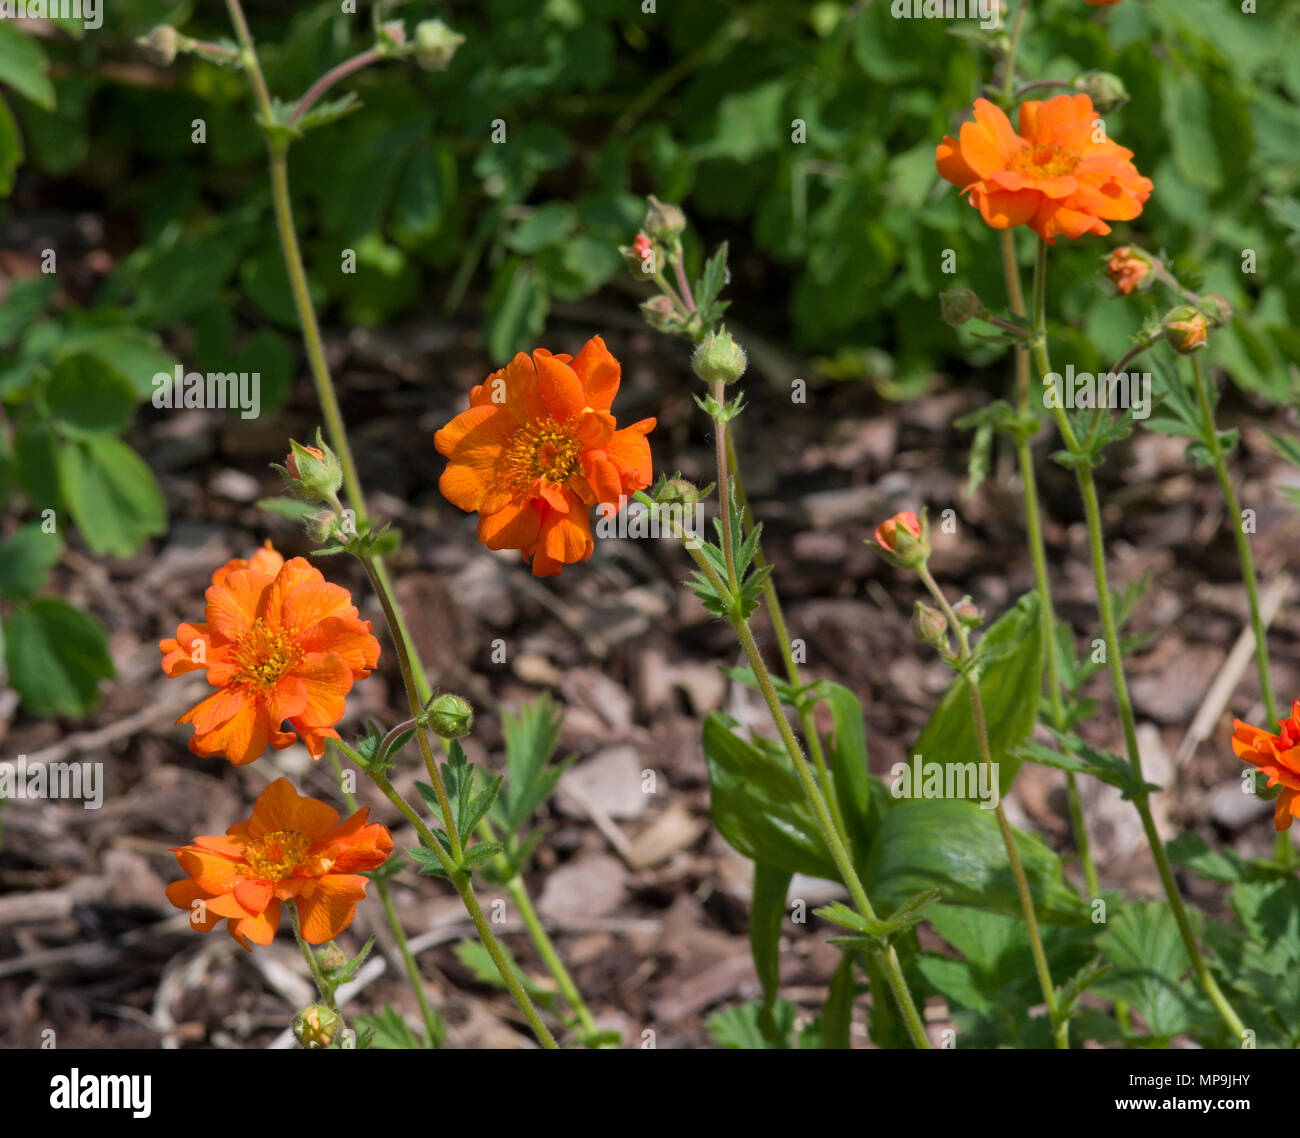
[211,539,284,587]
[875,510,922,552]
[1104,246,1153,295]
[166,778,393,949]
[1232,703,1300,830]
[936,94,1152,243]
[435,336,656,577]
[160,554,380,764]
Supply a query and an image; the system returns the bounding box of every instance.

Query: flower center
[242,829,312,883]
[233,619,303,690]
[503,416,582,492]
[1009,144,1080,180]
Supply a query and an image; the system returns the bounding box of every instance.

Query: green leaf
[821,952,856,1050]
[817,887,941,952]
[701,712,837,880]
[505,201,575,254]
[0,93,21,197]
[867,799,1087,924]
[0,23,54,110]
[749,862,791,1042]
[0,275,56,345]
[55,323,178,400]
[46,353,138,434]
[1017,730,1160,801]
[705,999,796,1049]
[13,414,59,508]
[1095,901,1209,1039]
[810,680,883,860]
[57,435,166,557]
[908,592,1043,798]
[4,598,114,717]
[0,523,62,601]
[1165,832,1284,886]
[353,1005,430,1049]
[483,260,548,364]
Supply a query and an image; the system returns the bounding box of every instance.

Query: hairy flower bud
[1104,246,1155,295]
[692,327,748,386]
[871,509,930,570]
[414,19,464,71]
[953,597,984,628]
[1197,293,1233,329]
[1073,71,1128,114]
[912,601,948,647]
[1162,305,1209,354]
[139,25,179,66]
[293,1005,340,1049]
[643,195,686,244]
[655,477,701,509]
[640,294,678,332]
[426,693,474,739]
[279,430,344,505]
[939,287,983,326]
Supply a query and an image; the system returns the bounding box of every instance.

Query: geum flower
[166,778,393,949]
[1232,702,1300,830]
[936,93,1152,243]
[160,551,380,765]
[435,335,656,577]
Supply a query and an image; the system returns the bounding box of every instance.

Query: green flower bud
[1074,71,1129,115]
[427,693,474,739]
[912,601,949,648]
[138,25,179,66]
[655,476,701,509]
[640,294,678,332]
[414,19,465,71]
[953,597,984,629]
[293,1005,340,1049]
[1197,293,1233,329]
[278,430,344,505]
[870,509,931,571]
[1161,305,1208,354]
[692,326,748,386]
[939,287,984,327]
[643,195,686,244]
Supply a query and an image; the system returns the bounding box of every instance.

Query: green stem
[1000,1,1028,105]
[325,746,445,1047]
[481,816,603,1043]
[919,566,1066,1048]
[997,229,1095,896]
[1032,238,1247,1041]
[347,749,558,1049]
[290,903,338,1009]
[357,553,463,865]
[724,432,851,849]
[653,494,930,1048]
[223,0,431,704]
[1188,353,1292,867]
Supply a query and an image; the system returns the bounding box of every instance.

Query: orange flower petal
[295,874,368,943]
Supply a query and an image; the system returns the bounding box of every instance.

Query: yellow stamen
[1008,144,1080,180]
[242,829,312,882]
[503,416,582,492]
[233,619,303,691]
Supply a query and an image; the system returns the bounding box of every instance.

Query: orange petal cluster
[160,546,380,764]
[875,510,922,553]
[936,94,1152,243]
[434,336,656,577]
[166,778,393,948]
[1232,703,1300,831]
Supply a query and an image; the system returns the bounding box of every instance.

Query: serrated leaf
[4,597,114,716]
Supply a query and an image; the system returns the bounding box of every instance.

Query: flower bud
[426,693,474,739]
[1197,293,1233,329]
[912,602,948,648]
[414,19,464,71]
[642,195,686,244]
[953,597,984,628]
[640,294,678,332]
[1073,71,1128,114]
[279,432,344,505]
[939,287,984,326]
[138,25,179,66]
[870,509,930,570]
[692,326,748,386]
[621,234,660,278]
[379,20,407,47]
[293,1005,340,1049]
[1103,246,1155,295]
[317,943,348,971]
[655,477,701,509]
[1161,305,1209,354]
